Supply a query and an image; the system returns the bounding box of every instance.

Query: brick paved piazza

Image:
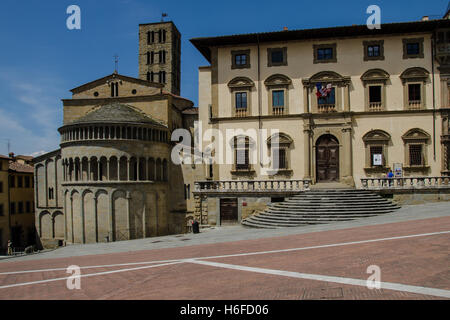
[0,202,449,300]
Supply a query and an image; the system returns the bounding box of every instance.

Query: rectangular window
[26,201,31,213]
[407,43,420,55]
[369,86,382,103]
[318,87,335,105]
[235,92,247,109]
[317,48,333,60]
[10,202,15,215]
[409,144,423,166]
[235,54,247,66]
[0,181,2,193]
[0,204,3,216]
[236,148,249,170]
[367,45,380,57]
[272,90,285,107]
[408,84,421,102]
[271,50,284,64]
[370,146,384,166]
[276,148,287,169]
[25,176,30,188]
[18,202,23,214]
[17,176,23,188]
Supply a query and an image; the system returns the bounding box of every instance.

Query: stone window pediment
[363,130,391,145]
[361,69,390,84]
[402,128,430,143]
[304,71,350,86]
[227,77,255,89]
[264,74,292,87]
[266,133,293,146]
[400,67,429,84]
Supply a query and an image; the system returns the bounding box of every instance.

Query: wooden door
[316,135,339,182]
[220,198,238,224]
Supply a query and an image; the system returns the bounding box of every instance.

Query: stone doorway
[316,134,340,182]
[220,198,238,225]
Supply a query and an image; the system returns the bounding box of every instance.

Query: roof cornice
[190,19,450,62]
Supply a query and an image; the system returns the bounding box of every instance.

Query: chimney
[422,16,429,21]
[283,27,288,31]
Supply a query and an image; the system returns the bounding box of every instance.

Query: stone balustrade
[194,179,311,193]
[361,176,450,189]
[318,104,336,113]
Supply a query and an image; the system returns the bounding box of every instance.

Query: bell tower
[139,21,181,96]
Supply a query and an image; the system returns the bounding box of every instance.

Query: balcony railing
[194,179,311,193]
[272,107,285,115]
[235,108,248,117]
[318,104,336,113]
[369,102,383,111]
[361,176,450,189]
[408,100,422,110]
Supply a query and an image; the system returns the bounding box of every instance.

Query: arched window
[402,128,431,172]
[362,130,391,174]
[264,74,292,115]
[267,133,293,174]
[400,67,429,110]
[361,69,390,111]
[228,77,255,117]
[303,71,350,113]
[230,135,255,173]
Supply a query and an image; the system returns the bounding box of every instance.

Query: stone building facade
[33,72,200,248]
[33,20,205,248]
[0,154,35,253]
[190,18,450,226]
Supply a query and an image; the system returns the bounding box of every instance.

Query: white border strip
[0,261,183,290]
[1,230,449,276]
[189,260,450,299]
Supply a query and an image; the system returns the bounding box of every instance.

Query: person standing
[387,169,394,187]
[7,240,13,256]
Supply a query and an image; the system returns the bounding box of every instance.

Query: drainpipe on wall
[431,31,437,161]
[7,167,11,246]
[257,34,264,166]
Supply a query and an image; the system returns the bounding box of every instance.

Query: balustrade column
[87,159,91,181]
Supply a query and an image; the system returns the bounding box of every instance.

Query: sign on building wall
[394,163,403,177]
[373,154,383,166]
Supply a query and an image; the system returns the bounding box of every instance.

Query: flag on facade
[316,82,332,97]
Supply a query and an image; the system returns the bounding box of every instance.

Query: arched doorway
[316,134,340,182]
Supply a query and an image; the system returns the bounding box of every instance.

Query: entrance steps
[241,189,400,229]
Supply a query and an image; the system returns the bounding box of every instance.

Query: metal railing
[194,179,311,192]
[361,176,450,189]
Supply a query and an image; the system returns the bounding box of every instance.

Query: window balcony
[318,104,336,113]
[408,100,422,110]
[369,102,383,111]
[272,107,285,115]
[235,108,248,117]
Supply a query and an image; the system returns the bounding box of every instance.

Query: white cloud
[0,70,65,156]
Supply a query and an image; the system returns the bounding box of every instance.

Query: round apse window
[94,92,99,97]
[132,89,137,95]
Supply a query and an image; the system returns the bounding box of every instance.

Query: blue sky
[0,0,448,156]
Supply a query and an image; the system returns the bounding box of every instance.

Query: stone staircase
[241,189,400,229]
